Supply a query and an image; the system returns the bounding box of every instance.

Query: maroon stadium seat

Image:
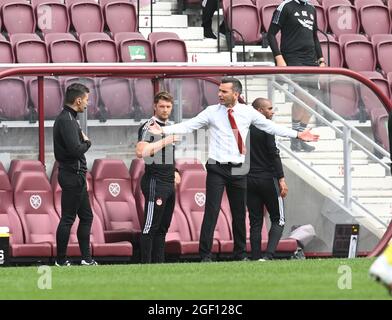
[51,166,133,258]
[370,107,389,151]
[318,32,342,67]
[165,205,199,256]
[2,1,35,34]
[343,39,375,71]
[79,32,118,62]
[45,33,83,62]
[129,157,144,195]
[165,78,203,118]
[8,159,46,185]
[133,78,154,118]
[99,77,134,119]
[33,0,70,34]
[387,72,392,99]
[222,0,261,44]
[327,5,359,36]
[10,33,49,63]
[0,163,52,258]
[358,5,391,36]
[148,32,187,62]
[0,77,29,120]
[91,159,141,243]
[358,71,390,117]
[175,158,204,175]
[114,32,153,62]
[177,170,224,254]
[12,171,65,257]
[376,40,392,74]
[68,1,104,34]
[260,4,278,33]
[202,78,220,106]
[329,77,359,118]
[321,0,351,9]
[0,35,14,63]
[101,0,137,35]
[28,76,63,120]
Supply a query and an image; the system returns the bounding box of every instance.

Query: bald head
[252,98,274,120]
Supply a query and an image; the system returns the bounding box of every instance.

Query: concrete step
[139,1,177,12]
[187,52,236,63]
[353,190,392,197]
[311,164,386,178]
[280,150,369,160]
[140,27,204,40]
[359,197,392,204]
[302,158,369,165]
[138,14,187,28]
[279,139,343,152]
[329,177,392,190]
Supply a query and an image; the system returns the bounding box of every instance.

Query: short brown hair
[154,91,174,105]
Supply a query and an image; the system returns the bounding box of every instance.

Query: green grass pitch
[0,258,390,299]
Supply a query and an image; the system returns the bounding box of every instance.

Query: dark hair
[221,77,242,94]
[154,91,174,105]
[65,83,90,105]
[252,97,271,110]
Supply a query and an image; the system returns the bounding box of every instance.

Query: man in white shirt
[149,77,319,262]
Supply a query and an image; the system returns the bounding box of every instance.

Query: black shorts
[285,59,320,94]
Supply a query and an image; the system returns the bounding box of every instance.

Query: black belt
[213,160,243,168]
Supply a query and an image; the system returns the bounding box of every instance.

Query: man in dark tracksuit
[53,83,97,266]
[267,0,325,152]
[247,98,288,261]
[136,91,181,264]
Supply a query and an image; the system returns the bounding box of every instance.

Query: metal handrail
[277,142,388,227]
[274,75,390,167]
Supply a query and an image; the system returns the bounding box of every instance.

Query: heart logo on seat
[108,183,121,197]
[194,192,206,207]
[30,195,42,210]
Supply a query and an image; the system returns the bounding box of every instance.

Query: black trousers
[247,176,285,260]
[140,175,175,264]
[56,170,93,261]
[202,0,225,31]
[200,161,247,260]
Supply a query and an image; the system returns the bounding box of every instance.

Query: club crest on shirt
[156,198,163,206]
[302,11,307,16]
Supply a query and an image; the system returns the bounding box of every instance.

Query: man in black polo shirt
[136,91,181,264]
[53,83,97,266]
[247,98,288,261]
[267,0,325,152]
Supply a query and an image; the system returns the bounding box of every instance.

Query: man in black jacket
[247,98,288,261]
[53,83,97,266]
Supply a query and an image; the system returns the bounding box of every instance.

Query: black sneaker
[81,259,98,266]
[300,141,315,152]
[55,259,72,266]
[200,256,213,263]
[203,28,217,39]
[290,138,302,152]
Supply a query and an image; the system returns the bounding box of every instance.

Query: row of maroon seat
[0,31,187,63]
[0,158,297,263]
[223,0,392,44]
[319,33,392,75]
[0,76,219,121]
[0,0,137,35]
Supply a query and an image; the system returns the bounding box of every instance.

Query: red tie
[227,108,246,155]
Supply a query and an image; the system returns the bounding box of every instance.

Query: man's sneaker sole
[55,260,71,266]
[81,259,98,266]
